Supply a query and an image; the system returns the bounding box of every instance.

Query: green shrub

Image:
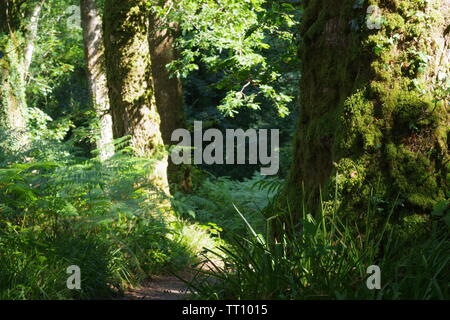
[173,173,282,237]
[186,193,449,300]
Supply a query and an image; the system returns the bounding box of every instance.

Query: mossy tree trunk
[149,3,192,192]
[282,0,449,223]
[80,0,114,161]
[0,0,44,148]
[104,0,170,194]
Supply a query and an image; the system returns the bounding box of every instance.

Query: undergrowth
[0,141,218,299]
[173,173,282,238]
[185,187,450,300]
[1,133,448,300]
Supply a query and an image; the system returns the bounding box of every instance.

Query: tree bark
[0,0,40,147]
[24,0,45,77]
[104,0,170,194]
[149,15,185,146]
[80,0,114,161]
[149,6,192,192]
[282,0,449,223]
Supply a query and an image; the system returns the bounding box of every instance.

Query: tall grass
[186,189,449,300]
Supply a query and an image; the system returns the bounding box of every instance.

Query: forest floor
[122,274,190,300]
[121,260,222,300]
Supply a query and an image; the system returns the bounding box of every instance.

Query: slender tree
[0,0,46,146]
[281,0,449,223]
[24,0,45,77]
[80,0,114,160]
[103,0,170,194]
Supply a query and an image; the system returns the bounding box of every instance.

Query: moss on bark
[0,2,30,147]
[104,0,170,194]
[281,0,449,222]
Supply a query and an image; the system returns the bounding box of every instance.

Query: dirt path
[122,274,191,300]
[121,261,221,300]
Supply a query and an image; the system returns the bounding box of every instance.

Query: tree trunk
[282,0,449,222]
[149,15,185,145]
[0,0,40,147]
[80,0,114,161]
[104,0,170,194]
[149,6,192,192]
[24,0,45,77]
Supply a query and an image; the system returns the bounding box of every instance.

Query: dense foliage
[0,0,448,300]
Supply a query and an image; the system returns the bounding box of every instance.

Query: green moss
[104,0,169,193]
[384,13,405,32]
[281,0,449,223]
[0,33,28,132]
[391,90,434,126]
[385,143,445,210]
[340,89,383,151]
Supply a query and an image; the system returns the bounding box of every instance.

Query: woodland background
[0,0,448,300]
